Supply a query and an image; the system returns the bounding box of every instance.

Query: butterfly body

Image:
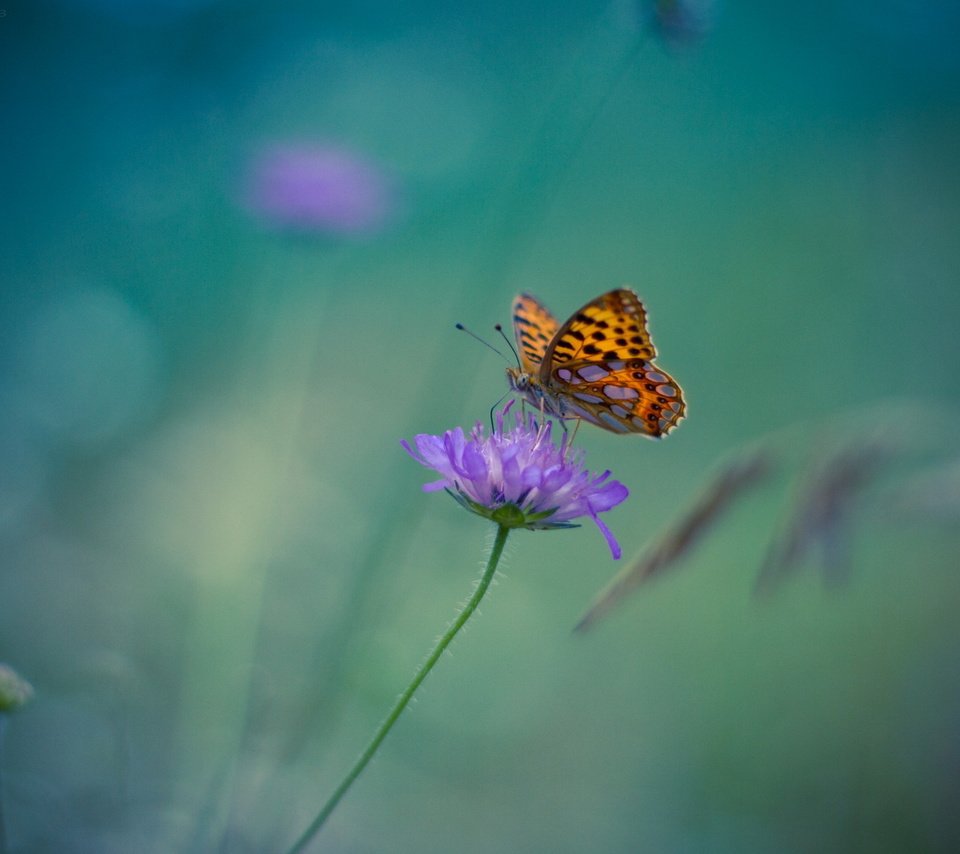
[505,365,565,418]
[507,289,685,438]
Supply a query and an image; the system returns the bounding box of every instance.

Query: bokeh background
[2,1,960,851]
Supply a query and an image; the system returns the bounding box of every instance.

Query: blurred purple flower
[244,144,393,236]
[402,403,630,558]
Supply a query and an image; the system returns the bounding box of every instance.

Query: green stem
[285,524,511,854]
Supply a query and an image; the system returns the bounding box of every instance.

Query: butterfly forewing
[512,293,560,375]
[542,289,657,371]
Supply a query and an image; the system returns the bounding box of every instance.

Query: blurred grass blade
[754,441,890,597]
[575,449,772,632]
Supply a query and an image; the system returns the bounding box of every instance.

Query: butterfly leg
[557,417,580,459]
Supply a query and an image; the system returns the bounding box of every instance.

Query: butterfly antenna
[488,391,509,431]
[455,323,509,362]
[494,324,522,369]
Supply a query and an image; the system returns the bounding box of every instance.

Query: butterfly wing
[511,293,560,375]
[547,358,685,437]
[542,288,657,368]
[542,288,685,438]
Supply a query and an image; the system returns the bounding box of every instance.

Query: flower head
[402,403,629,558]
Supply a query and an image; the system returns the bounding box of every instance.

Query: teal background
[2,1,960,851]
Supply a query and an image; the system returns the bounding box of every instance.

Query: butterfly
[505,288,685,438]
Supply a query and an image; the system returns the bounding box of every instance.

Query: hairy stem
[285,524,510,853]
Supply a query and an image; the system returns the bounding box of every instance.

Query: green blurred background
[2,1,960,851]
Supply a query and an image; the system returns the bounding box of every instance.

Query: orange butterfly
[506,288,686,438]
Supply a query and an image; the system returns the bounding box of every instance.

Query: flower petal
[501,453,523,499]
[541,464,570,493]
[521,463,542,491]
[587,480,630,513]
[590,512,623,560]
[444,431,471,479]
[461,440,488,484]
[413,432,456,470]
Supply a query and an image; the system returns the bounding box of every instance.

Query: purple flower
[244,143,393,236]
[402,403,630,559]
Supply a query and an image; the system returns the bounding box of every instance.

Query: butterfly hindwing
[548,358,686,438]
[512,293,559,375]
